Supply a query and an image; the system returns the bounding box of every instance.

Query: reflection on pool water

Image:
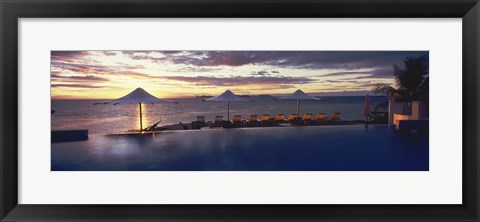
[51,125,428,171]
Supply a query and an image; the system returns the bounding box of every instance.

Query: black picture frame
[1,0,479,221]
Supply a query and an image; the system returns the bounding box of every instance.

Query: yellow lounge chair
[261,114,270,124]
[232,115,242,123]
[261,114,270,122]
[266,114,285,126]
[314,113,326,124]
[191,116,207,129]
[260,114,271,126]
[286,114,299,126]
[213,115,224,128]
[302,113,312,120]
[286,114,298,122]
[247,115,259,126]
[275,114,285,121]
[326,112,341,121]
[215,116,224,122]
[232,115,242,127]
[302,113,313,125]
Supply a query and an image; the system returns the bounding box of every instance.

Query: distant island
[197,94,273,98]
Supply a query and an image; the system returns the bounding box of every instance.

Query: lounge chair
[206,121,213,127]
[260,114,271,126]
[231,115,243,127]
[273,114,285,125]
[144,120,162,131]
[301,113,313,125]
[370,111,388,124]
[314,113,326,124]
[247,115,259,127]
[211,115,226,128]
[326,112,341,123]
[191,116,206,129]
[285,113,299,126]
[286,114,298,122]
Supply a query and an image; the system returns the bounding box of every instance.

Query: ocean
[51,96,388,135]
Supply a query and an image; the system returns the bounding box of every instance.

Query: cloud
[201,52,258,66]
[121,51,183,62]
[51,84,105,88]
[357,82,381,87]
[51,51,91,62]
[251,70,270,76]
[311,90,374,96]
[54,51,428,74]
[257,71,269,75]
[123,51,164,61]
[51,51,150,79]
[51,62,150,78]
[52,62,107,73]
[320,71,373,77]
[319,68,394,79]
[51,74,109,82]
[102,51,117,56]
[165,66,221,73]
[324,80,359,83]
[128,51,428,70]
[162,75,313,87]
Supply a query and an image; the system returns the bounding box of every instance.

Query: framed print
[1,0,479,221]
[48,50,431,172]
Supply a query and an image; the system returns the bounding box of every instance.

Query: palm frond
[392,54,429,101]
[373,83,396,97]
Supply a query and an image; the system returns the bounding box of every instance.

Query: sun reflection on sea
[133,103,150,132]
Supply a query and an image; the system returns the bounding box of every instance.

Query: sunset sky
[51,51,427,99]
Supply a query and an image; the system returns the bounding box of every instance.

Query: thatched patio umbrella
[96,87,177,132]
[205,90,248,120]
[279,89,322,115]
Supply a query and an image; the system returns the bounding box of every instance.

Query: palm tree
[374,54,429,102]
[373,83,401,98]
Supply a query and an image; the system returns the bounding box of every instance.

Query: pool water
[51,125,428,171]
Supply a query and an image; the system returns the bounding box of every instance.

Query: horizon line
[51,94,385,100]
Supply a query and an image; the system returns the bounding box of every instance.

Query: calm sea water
[51,96,388,135]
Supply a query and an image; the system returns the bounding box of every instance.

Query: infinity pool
[51,125,428,171]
